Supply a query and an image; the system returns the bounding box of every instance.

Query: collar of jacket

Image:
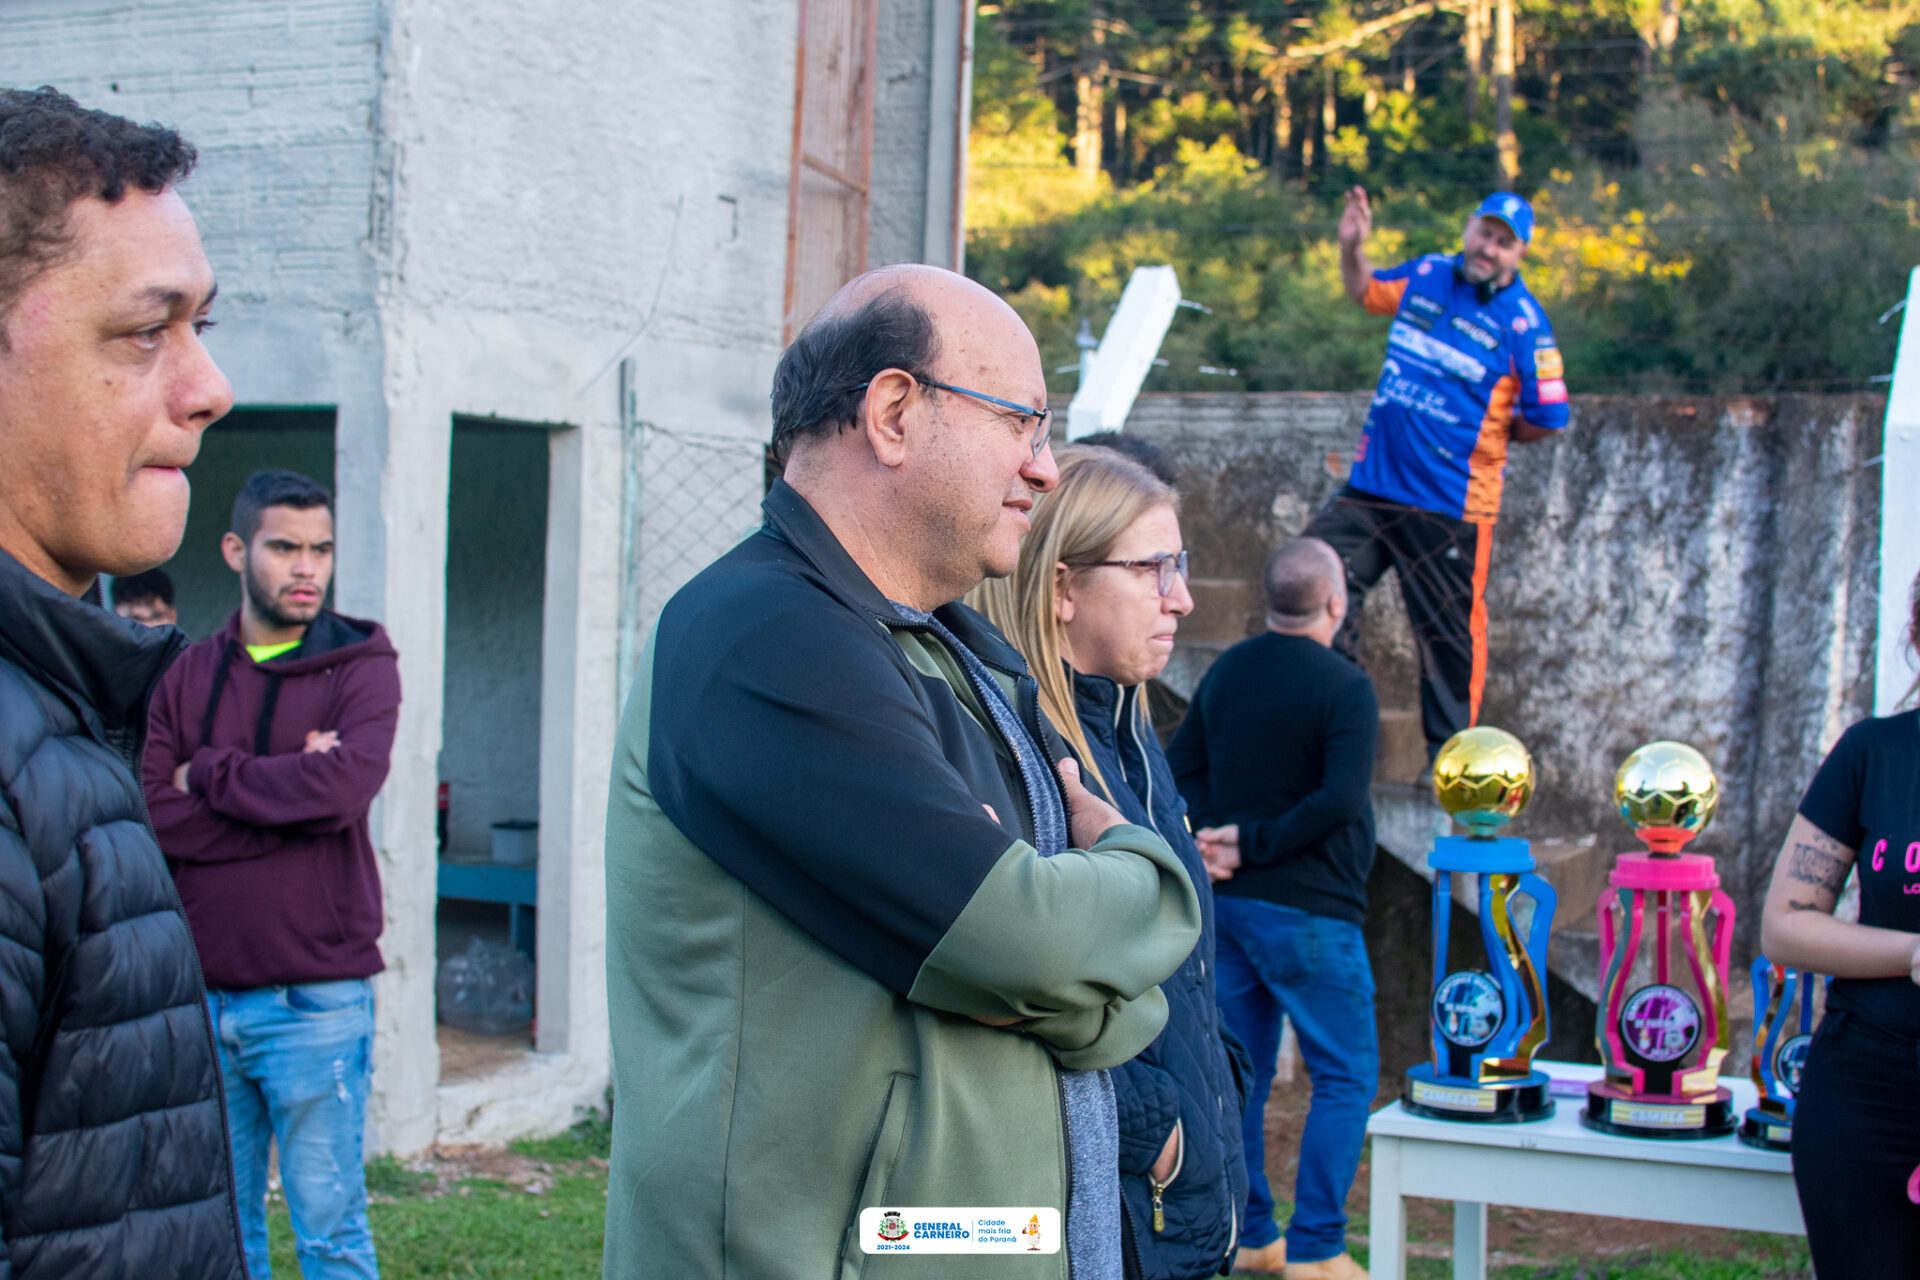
[1450,252,1522,304]
[1069,667,1141,752]
[0,546,186,740]
[760,477,1035,678]
[208,606,385,669]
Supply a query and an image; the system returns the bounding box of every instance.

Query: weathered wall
[871,0,936,269]
[1129,391,1885,967]
[8,0,963,1150]
[442,426,548,858]
[0,0,393,595]
[870,0,972,273]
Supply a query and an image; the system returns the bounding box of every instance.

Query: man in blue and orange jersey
[1307,187,1570,761]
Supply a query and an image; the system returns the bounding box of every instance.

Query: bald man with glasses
[602,265,1202,1279]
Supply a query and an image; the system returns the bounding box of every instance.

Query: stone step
[1529,836,1613,931]
[1374,708,1427,786]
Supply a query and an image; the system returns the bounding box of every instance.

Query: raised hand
[1338,185,1373,250]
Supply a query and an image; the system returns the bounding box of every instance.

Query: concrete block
[1181,577,1259,646]
[1374,709,1427,786]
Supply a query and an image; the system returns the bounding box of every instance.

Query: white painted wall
[8,0,954,1151]
[1876,267,1920,716]
[374,0,798,1147]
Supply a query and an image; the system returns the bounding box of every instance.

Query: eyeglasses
[1076,550,1190,597]
[919,379,1052,458]
[856,375,1052,459]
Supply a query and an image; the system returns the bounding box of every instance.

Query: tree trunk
[1273,70,1293,176]
[1493,0,1517,184]
[1321,60,1337,174]
[1074,2,1106,183]
[1464,0,1484,126]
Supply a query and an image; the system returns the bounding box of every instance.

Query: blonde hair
[968,445,1178,796]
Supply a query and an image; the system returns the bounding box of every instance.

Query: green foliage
[969,0,1920,393]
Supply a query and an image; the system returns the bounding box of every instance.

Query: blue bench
[437,857,537,960]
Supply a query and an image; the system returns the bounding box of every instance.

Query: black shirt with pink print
[1799,707,1920,1040]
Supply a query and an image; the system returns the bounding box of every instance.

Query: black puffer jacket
[0,549,249,1280]
[1073,672,1251,1280]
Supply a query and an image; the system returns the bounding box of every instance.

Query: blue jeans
[1213,898,1378,1263]
[210,979,380,1279]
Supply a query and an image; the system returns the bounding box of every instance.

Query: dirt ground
[1242,1068,1808,1275]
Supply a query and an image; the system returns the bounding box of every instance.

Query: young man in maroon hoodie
[145,468,401,1280]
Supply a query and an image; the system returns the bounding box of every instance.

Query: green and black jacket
[603,479,1201,1278]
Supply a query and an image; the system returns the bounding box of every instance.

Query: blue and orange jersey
[1350,253,1570,523]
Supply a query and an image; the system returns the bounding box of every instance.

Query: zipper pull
[1151,1179,1166,1233]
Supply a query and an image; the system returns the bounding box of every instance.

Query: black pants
[1791,1009,1920,1277]
[1303,486,1487,759]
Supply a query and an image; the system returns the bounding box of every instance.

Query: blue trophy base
[1402,1064,1554,1124]
[1737,1107,1793,1151]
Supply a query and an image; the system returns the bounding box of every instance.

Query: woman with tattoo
[1761,570,1920,1275]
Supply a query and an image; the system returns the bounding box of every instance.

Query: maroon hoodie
[144,608,401,990]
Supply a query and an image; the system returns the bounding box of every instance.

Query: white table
[1365,1061,1802,1280]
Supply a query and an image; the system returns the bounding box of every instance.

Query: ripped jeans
[210,979,379,1279]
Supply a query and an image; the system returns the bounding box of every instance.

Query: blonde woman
[974,446,1249,1280]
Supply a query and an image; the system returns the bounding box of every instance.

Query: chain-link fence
[617,421,769,703]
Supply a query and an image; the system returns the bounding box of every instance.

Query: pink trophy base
[1581,848,1737,1140]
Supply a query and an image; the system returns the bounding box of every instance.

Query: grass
[263,1112,612,1278]
[262,1112,1810,1280]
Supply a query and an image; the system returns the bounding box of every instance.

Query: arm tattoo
[1785,899,1826,913]
[1785,832,1853,898]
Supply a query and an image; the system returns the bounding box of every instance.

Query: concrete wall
[1129,391,1885,972]
[9,0,960,1151]
[871,0,970,271]
[0,0,394,604]
[442,425,548,857]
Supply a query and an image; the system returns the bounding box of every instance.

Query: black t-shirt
[1797,708,1920,1040]
[1167,632,1378,925]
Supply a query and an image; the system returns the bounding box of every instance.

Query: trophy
[1403,727,1558,1123]
[1738,957,1815,1150]
[1581,742,1737,1139]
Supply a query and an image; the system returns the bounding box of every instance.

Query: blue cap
[1471,192,1534,243]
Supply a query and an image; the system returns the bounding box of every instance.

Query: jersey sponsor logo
[1375,373,1464,424]
[1417,260,1433,275]
[1408,294,1444,317]
[1537,377,1568,404]
[1519,295,1542,325]
[1511,316,1530,333]
[1450,316,1499,350]
[1389,321,1488,383]
[1533,346,1564,379]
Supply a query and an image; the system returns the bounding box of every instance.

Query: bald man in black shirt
[1168,538,1378,1279]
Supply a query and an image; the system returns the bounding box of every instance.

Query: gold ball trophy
[1581,742,1737,1138]
[1403,727,1558,1123]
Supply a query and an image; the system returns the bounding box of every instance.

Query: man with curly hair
[0,86,249,1278]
